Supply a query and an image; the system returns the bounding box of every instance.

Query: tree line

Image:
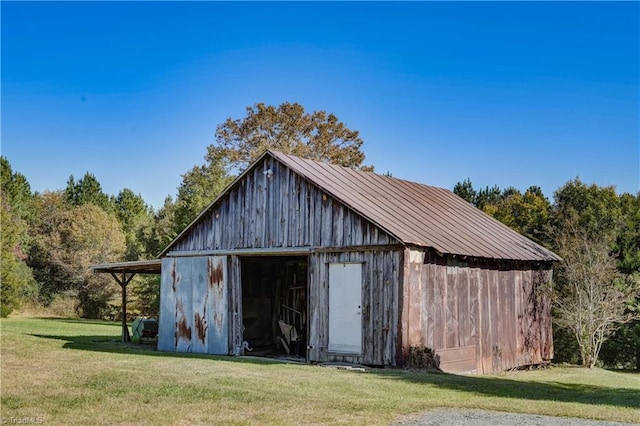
[1,102,638,369]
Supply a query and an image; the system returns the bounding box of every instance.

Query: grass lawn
[1,318,638,425]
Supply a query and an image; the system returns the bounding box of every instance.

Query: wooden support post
[111,272,136,342]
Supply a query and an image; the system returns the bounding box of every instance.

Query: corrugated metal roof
[268,151,561,262]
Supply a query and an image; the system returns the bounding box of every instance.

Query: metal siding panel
[191,257,209,354]
[158,257,177,352]
[207,256,229,354]
[175,258,194,353]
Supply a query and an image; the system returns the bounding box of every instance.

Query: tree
[214,102,372,172]
[488,186,551,245]
[65,172,114,214]
[29,191,75,303]
[552,218,639,368]
[114,188,154,261]
[1,157,37,316]
[601,192,640,369]
[61,204,126,317]
[452,179,551,245]
[1,156,34,222]
[29,193,126,317]
[146,196,178,257]
[1,198,36,317]
[174,146,234,233]
[453,178,476,204]
[551,179,639,368]
[475,185,502,210]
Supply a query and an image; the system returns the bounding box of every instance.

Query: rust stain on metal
[194,312,207,343]
[208,259,224,288]
[171,260,179,292]
[175,300,192,341]
[194,293,209,344]
[213,311,223,332]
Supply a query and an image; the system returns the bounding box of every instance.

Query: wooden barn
[154,150,560,373]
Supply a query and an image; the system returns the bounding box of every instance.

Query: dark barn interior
[241,256,308,359]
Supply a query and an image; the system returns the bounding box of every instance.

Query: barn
[150,150,560,374]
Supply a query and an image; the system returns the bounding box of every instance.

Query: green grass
[1,318,639,425]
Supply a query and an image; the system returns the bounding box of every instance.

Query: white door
[328,263,362,353]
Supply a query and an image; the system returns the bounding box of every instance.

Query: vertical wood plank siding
[308,250,402,366]
[172,158,395,252]
[403,249,554,374]
[161,155,555,373]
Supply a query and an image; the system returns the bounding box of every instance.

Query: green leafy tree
[453,178,476,204]
[1,157,34,222]
[487,186,551,245]
[29,191,74,303]
[452,179,551,245]
[146,196,178,257]
[60,204,126,317]
[601,192,640,369]
[475,185,502,210]
[1,157,37,316]
[551,179,639,368]
[1,199,36,317]
[29,193,126,317]
[115,188,154,261]
[65,172,114,214]
[214,102,372,172]
[174,146,234,233]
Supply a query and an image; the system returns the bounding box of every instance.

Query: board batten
[171,159,398,253]
[404,250,424,349]
[158,257,178,352]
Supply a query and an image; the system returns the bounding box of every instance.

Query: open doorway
[240,256,308,360]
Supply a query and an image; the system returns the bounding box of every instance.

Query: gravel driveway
[393,409,636,426]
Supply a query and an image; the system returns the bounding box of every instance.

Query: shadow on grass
[26,317,124,327]
[606,368,640,375]
[29,332,640,410]
[29,333,285,366]
[377,369,640,410]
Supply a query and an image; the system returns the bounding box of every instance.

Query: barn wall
[158,256,233,355]
[172,157,397,252]
[402,249,553,373]
[307,249,402,366]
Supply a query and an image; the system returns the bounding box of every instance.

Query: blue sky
[2,1,638,209]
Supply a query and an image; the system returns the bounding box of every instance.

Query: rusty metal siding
[169,156,396,253]
[158,256,230,355]
[158,257,177,352]
[308,249,402,366]
[401,249,554,373]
